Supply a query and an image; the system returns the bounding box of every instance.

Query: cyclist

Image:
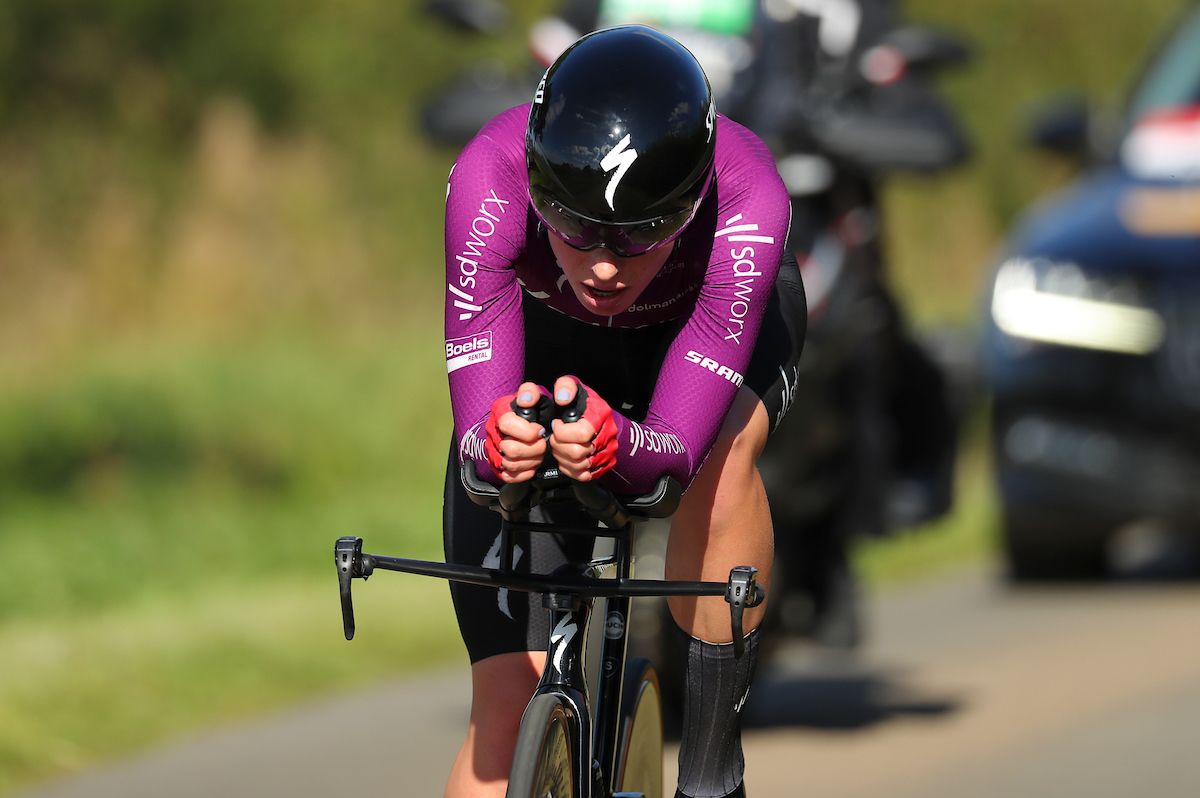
[442,25,805,798]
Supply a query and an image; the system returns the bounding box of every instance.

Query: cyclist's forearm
[445,280,524,438]
[602,410,698,493]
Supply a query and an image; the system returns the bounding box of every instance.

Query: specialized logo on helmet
[534,74,546,105]
[601,134,638,211]
[705,101,716,143]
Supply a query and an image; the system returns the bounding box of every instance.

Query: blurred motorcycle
[421,0,973,664]
[733,0,973,649]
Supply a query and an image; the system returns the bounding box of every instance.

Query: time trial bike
[334,429,764,797]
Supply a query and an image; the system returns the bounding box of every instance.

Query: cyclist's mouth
[580,283,628,307]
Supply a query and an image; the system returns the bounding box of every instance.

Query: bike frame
[525,519,637,797]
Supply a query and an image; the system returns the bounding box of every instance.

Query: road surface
[19,566,1200,797]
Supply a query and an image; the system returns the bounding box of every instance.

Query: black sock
[674,624,761,798]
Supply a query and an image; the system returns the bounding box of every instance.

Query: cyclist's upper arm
[444,107,530,473]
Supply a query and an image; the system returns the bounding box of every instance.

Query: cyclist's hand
[549,376,618,481]
[485,382,549,483]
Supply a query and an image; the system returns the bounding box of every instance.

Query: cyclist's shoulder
[712,115,786,207]
[714,114,782,181]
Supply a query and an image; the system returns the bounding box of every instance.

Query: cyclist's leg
[442,446,593,798]
[445,651,547,798]
[666,259,806,798]
[666,387,770,798]
[667,254,806,639]
[666,386,774,638]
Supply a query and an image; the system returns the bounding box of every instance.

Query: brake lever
[335,536,373,640]
[725,566,765,657]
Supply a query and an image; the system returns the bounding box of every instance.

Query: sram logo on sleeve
[446,331,493,373]
[685,350,744,386]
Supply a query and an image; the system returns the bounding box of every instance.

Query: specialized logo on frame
[550,616,578,672]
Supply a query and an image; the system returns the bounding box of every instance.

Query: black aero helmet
[527,25,716,257]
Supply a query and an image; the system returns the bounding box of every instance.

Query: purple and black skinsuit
[445,104,793,494]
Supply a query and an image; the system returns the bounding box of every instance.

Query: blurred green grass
[0,334,450,618]
[0,0,1186,792]
[0,334,461,792]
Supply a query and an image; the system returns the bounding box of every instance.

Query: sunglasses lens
[625,209,692,248]
[532,187,699,257]
[534,197,587,243]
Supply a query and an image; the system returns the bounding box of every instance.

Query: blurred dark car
[983,5,1200,580]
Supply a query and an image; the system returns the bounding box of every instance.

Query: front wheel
[614,657,664,798]
[507,693,578,798]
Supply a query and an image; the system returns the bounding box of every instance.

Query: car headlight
[990,257,1165,355]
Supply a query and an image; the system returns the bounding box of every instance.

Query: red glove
[484,387,553,477]
[561,377,619,478]
[484,393,517,475]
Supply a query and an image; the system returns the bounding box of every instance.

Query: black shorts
[444,255,806,663]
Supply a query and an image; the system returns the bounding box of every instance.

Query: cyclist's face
[548,232,673,317]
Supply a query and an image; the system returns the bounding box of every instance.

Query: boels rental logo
[446,331,493,373]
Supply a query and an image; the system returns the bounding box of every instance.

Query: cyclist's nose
[590,257,619,282]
